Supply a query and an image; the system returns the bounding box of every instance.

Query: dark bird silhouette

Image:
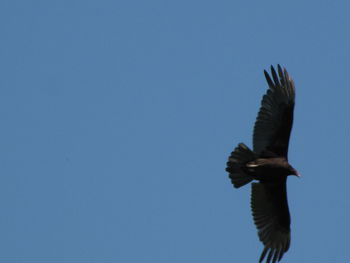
[226,65,299,263]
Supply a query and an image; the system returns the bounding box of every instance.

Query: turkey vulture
[225,65,299,263]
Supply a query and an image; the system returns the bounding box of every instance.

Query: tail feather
[226,143,256,188]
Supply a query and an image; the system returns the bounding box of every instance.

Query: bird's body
[226,65,299,263]
[247,157,296,181]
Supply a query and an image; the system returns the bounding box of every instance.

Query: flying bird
[225,65,299,263]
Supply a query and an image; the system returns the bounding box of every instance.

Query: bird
[225,65,299,263]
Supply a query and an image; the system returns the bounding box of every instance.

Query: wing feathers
[253,65,295,157]
[251,183,291,263]
[264,70,274,88]
[271,66,280,86]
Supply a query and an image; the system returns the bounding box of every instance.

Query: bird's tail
[226,143,256,188]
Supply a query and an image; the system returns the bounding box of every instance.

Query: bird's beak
[294,171,301,178]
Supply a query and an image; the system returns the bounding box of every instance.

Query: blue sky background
[1,0,350,262]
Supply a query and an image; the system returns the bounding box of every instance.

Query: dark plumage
[225,65,299,263]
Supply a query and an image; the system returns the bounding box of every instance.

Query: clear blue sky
[1,0,349,262]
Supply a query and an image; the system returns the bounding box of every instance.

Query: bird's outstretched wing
[251,182,291,263]
[253,65,295,158]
